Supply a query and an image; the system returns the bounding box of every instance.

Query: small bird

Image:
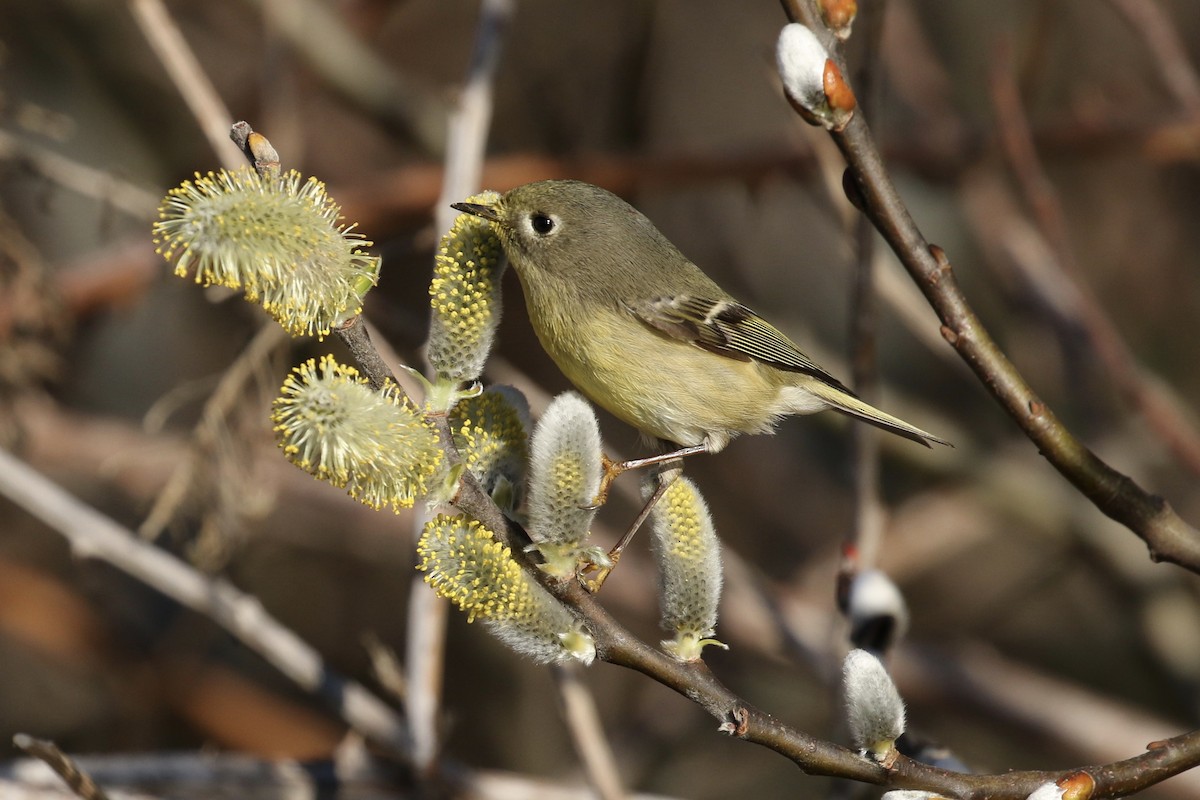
[452,180,949,458]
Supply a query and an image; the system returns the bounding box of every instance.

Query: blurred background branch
[1,0,1199,797]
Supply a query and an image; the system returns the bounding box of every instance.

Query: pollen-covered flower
[427,191,505,383]
[271,356,443,511]
[650,477,725,661]
[154,168,379,338]
[526,392,602,577]
[417,514,595,664]
[449,385,530,513]
[843,649,906,767]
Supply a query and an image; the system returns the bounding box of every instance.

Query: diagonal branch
[0,447,413,759]
[781,0,1200,575]
[127,0,244,168]
[12,735,111,800]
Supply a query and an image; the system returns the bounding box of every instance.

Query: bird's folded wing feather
[624,295,853,393]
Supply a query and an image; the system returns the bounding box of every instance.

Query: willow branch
[781,0,1200,575]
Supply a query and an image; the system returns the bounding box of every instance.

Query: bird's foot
[582,454,625,510]
[579,549,619,593]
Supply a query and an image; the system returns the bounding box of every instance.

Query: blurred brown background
[1,0,1199,798]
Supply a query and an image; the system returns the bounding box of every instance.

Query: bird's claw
[583,454,625,510]
[580,549,620,594]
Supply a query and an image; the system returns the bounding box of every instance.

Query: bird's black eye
[530,213,555,235]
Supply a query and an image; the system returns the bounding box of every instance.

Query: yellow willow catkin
[448,386,529,512]
[427,190,505,382]
[154,169,378,337]
[271,356,443,511]
[417,514,595,664]
[649,477,725,661]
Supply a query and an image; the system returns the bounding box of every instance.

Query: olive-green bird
[452,180,949,458]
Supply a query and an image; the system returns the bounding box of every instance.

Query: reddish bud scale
[823,59,857,115]
[819,0,858,32]
[1058,771,1095,800]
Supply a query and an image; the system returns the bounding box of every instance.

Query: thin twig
[127,0,244,168]
[12,735,111,800]
[551,664,626,800]
[845,0,888,572]
[240,0,448,154]
[0,447,413,759]
[895,645,1200,798]
[0,130,161,219]
[138,322,288,542]
[409,0,515,775]
[1106,0,1200,118]
[336,316,400,393]
[405,572,448,777]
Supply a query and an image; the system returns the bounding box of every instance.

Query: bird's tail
[805,381,951,448]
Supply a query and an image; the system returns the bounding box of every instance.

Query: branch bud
[776,23,856,130]
[843,649,906,767]
[818,0,858,41]
[839,565,910,656]
[527,392,603,577]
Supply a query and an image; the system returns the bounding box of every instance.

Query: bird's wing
[624,295,853,392]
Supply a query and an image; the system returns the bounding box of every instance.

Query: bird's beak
[451,201,502,224]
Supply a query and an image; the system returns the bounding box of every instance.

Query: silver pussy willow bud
[417,514,595,665]
[449,385,530,514]
[1024,783,1067,800]
[843,649,906,767]
[154,169,379,338]
[526,392,602,577]
[776,23,856,130]
[427,190,506,384]
[650,477,726,661]
[271,356,443,511]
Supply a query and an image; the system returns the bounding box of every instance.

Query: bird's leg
[584,455,688,593]
[587,443,709,509]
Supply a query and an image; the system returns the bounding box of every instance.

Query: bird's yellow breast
[526,294,783,450]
